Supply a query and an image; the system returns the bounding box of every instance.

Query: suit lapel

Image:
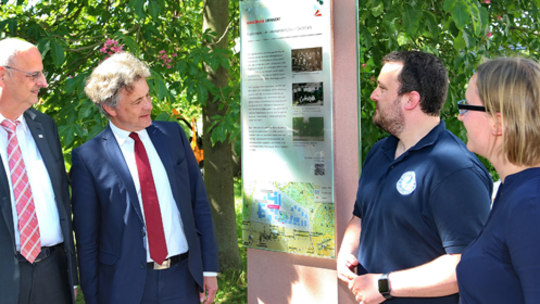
[101,126,144,223]
[147,124,176,194]
[0,157,14,245]
[24,111,60,188]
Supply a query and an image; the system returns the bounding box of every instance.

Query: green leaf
[149,71,168,101]
[443,0,456,12]
[64,77,77,94]
[36,39,51,59]
[371,1,384,17]
[50,40,65,67]
[403,5,421,37]
[8,19,17,34]
[121,36,138,53]
[462,29,475,49]
[423,12,440,39]
[128,0,145,20]
[477,6,490,36]
[80,102,93,119]
[453,32,466,51]
[148,1,163,20]
[451,1,470,30]
[467,1,485,36]
[155,111,172,121]
[59,125,75,147]
[198,85,208,104]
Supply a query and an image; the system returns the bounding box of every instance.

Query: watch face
[378,278,390,293]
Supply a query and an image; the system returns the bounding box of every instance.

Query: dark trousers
[18,244,71,304]
[141,257,199,304]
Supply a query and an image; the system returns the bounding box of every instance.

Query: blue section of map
[255,190,309,229]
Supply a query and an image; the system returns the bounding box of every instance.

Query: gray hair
[84,52,151,117]
[0,37,37,71]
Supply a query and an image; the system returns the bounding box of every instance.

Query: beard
[372,98,405,136]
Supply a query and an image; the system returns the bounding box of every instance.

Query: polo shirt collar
[381,121,446,161]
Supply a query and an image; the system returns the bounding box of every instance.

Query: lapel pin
[38,134,44,138]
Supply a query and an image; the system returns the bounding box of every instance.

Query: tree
[0,0,241,271]
[202,0,242,270]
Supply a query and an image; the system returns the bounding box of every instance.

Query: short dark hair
[383,51,448,116]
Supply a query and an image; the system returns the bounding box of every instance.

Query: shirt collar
[410,120,446,151]
[382,121,446,161]
[0,113,29,134]
[109,121,150,146]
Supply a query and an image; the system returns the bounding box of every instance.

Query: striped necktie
[1,119,41,263]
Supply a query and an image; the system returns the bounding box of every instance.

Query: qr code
[314,163,325,176]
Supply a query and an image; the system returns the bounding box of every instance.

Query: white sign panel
[240,0,335,258]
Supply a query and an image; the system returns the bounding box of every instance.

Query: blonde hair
[476,57,540,166]
[84,52,151,116]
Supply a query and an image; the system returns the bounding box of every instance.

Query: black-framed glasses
[3,65,47,81]
[457,99,487,115]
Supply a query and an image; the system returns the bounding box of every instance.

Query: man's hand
[348,273,386,304]
[337,252,359,284]
[200,276,218,304]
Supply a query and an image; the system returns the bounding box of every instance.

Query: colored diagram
[242,181,335,258]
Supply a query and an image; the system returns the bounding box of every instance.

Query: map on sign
[242,181,335,258]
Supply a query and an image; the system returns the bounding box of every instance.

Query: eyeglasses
[3,66,47,82]
[457,99,487,115]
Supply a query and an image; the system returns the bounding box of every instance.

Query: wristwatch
[378,273,392,300]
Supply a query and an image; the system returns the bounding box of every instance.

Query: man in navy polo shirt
[337,51,492,304]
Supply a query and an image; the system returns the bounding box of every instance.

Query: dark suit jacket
[71,121,219,304]
[0,108,77,304]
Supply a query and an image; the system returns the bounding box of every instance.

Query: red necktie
[1,119,41,263]
[129,132,168,264]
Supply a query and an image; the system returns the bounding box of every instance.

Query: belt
[147,252,188,270]
[16,243,63,264]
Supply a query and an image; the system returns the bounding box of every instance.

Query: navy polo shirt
[353,122,492,304]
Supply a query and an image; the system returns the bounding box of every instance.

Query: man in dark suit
[0,37,78,304]
[71,52,219,304]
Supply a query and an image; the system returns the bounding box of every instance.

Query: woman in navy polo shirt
[456,57,540,303]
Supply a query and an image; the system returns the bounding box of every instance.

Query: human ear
[102,104,117,117]
[403,91,421,110]
[490,112,503,136]
[0,66,6,80]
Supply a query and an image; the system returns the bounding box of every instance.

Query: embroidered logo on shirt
[396,171,416,195]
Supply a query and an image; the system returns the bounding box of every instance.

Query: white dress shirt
[0,114,63,250]
[109,122,189,262]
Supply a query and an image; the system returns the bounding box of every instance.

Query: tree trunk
[202,0,241,271]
